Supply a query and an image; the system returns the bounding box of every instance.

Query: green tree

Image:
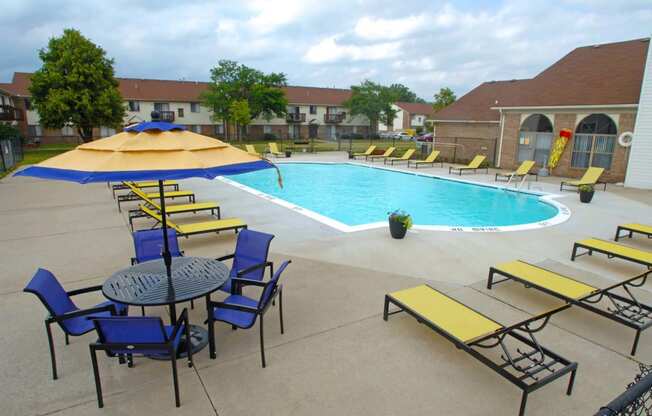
[229,100,251,142]
[388,83,426,103]
[379,86,400,131]
[202,60,288,140]
[433,87,456,111]
[29,29,124,142]
[344,80,397,133]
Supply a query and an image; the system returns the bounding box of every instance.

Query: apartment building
[379,102,435,132]
[0,73,370,143]
[0,85,23,126]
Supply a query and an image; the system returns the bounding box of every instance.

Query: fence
[596,364,652,416]
[0,136,23,173]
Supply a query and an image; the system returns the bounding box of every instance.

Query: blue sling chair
[23,268,128,380]
[207,260,291,367]
[89,309,193,408]
[217,229,275,296]
[131,229,189,315]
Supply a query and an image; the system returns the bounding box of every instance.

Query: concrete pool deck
[1,150,651,415]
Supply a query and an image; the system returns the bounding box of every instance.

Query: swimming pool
[223,162,570,232]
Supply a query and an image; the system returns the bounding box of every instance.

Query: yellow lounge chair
[448,155,487,175]
[384,284,577,416]
[127,188,220,231]
[268,142,286,157]
[407,150,441,168]
[571,238,652,268]
[488,260,652,356]
[245,144,261,157]
[117,182,195,212]
[110,180,179,199]
[366,147,395,162]
[352,145,377,160]
[495,160,537,182]
[560,167,606,191]
[615,223,652,242]
[384,148,415,165]
[140,206,246,237]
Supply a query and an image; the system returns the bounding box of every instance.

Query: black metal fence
[596,364,652,416]
[0,136,23,173]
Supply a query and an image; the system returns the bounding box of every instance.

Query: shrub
[262,132,276,141]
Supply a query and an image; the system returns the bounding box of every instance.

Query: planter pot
[579,190,594,203]
[285,151,292,157]
[389,218,408,239]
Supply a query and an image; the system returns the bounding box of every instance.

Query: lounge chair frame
[449,165,489,175]
[383,286,577,416]
[615,225,652,242]
[352,145,377,160]
[560,180,607,192]
[407,159,443,168]
[140,206,247,237]
[571,240,652,269]
[367,147,396,163]
[109,181,179,199]
[128,204,221,232]
[117,185,195,212]
[488,264,652,355]
[495,172,538,182]
[384,149,415,166]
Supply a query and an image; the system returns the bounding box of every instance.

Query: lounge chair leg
[631,330,641,356]
[171,350,180,407]
[190,299,194,310]
[260,314,266,368]
[518,391,528,416]
[45,320,58,380]
[567,369,577,395]
[571,244,578,261]
[486,269,494,289]
[383,296,389,321]
[65,333,69,345]
[90,346,103,408]
[141,306,145,316]
[207,299,216,359]
[279,287,284,334]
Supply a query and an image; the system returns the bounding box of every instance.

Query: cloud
[304,36,402,63]
[354,15,428,40]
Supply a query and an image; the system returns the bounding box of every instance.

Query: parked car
[416,133,433,142]
[397,132,414,141]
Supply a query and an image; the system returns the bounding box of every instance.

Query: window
[571,114,617,169]
[100,126,116,137]
[24,98,31,110]
[517,114,553,166]
[61,125,75,136]
[309,105,317,114]
[28,124,42,137]
[263,125,272,134]
[128,101,140,111]
[215,124,224,135]
[178,108,184,118]
[191,103,200,113]
[154,102,169,111]
[192,125,201,133]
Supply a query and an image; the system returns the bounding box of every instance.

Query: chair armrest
[236,261,273,278]
[209,301,258,314]
[231,277,267,287]
[216,253,235,262]
[67,285,103,297]
[168,308,189,342]
[51,304,117,323]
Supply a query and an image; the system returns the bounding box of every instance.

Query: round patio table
[102,256,229,359]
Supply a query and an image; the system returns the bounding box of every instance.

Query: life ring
[618,131,634,147]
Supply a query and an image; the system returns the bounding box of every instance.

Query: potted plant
[579,184,595,203]
[285,149,292,157]
[388,209,413,239]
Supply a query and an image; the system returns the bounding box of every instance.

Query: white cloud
[354,15,428,40]
[303,36,402,63]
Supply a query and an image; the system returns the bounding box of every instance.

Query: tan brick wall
[499,113,521,170]
[434,121,499,165]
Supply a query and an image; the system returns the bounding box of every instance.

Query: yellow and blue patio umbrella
[16,121,278,277]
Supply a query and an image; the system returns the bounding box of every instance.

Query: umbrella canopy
[16,121,273,183]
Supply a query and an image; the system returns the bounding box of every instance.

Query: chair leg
[279,288,284,335]
[127,354,134,368]
[185,323,194,368]
[65,333,69,345]
[207,304,216,360]
[90,347,103,408]
[190,299,194,310]
[171,351,181,407]
[45,320,58,380]
[259,314,266,368]
[141,306,145,316]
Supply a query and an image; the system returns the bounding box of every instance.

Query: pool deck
[1,151,651,415]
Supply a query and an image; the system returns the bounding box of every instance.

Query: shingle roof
[395,101,435,116]
[433,79,529,122]
[2,72,355,106]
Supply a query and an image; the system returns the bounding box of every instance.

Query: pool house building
[432,38,652,187]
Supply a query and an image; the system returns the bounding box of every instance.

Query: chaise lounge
[407,150,441,168]
[367,147,395,163]
[560,167,607,192]
[117,182,195,212]
[448,155,487,175]
[384,148,415,165]
[352,145,377,160]
[384,284,577,416]
[571,238,652,268]
[615,223,652,242]
[128,189,220,231]
[488,260,652,355]
[140,205,247,237]
[110,180,179,199]
[245,144,261,157]
[495,160,538,182]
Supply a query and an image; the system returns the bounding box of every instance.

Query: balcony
[0,105,24,121]
[324,112,346,123]
[157,110,175,122]
[286,113,306,123]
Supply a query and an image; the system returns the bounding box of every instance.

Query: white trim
[219,162,571,233]
[497,109,505,168]
[492,104,638,111]
[428,119,500,123]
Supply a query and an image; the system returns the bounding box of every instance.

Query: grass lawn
[0,143,77,179]
[233,139,418,154]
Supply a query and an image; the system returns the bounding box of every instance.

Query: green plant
[579,184,594,192]
[388,209,413,229]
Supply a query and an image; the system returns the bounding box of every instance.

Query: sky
[1,0,651,100]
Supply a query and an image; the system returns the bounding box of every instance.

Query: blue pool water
[229,163,559,228]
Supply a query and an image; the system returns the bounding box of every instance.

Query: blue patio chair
[131,229,188,314]
[89,309,193,408]
[216,229,275,295]
[207,260,291,367]
[23,268,128,380]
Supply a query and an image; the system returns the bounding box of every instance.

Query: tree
[379,87,400,131]
[202,60,288,140]
[229,100,251,142]
[433,87,456,111]
[344,80,398,133]
[29,29,124,142]
[388,83,426,103]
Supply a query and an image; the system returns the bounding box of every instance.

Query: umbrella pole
[158,180,173,279]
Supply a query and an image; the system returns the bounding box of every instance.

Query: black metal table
[102,257,229,358]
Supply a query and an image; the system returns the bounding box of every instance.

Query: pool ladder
[504,174,530,191]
